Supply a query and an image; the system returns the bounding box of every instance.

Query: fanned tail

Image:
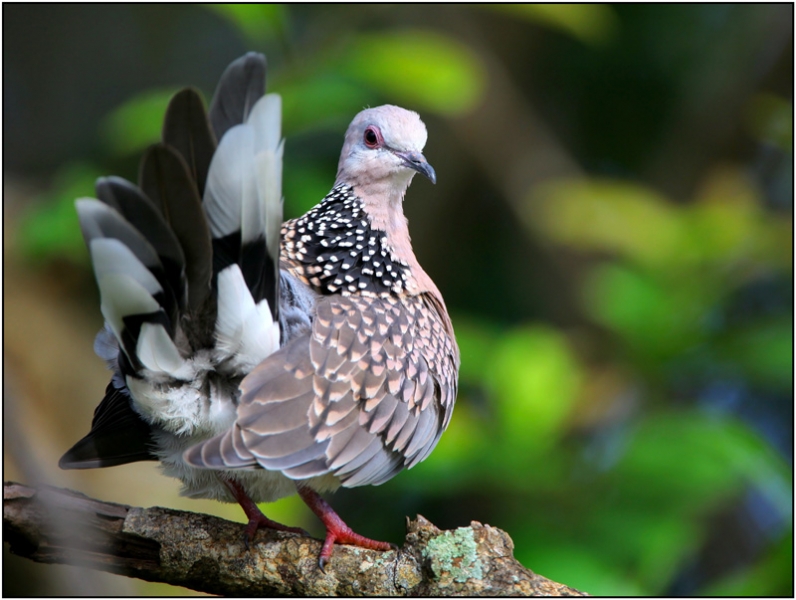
[61,52,284,468]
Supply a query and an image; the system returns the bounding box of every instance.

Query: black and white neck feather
[282,184,414,297]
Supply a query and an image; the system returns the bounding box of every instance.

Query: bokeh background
[3,4,793,596]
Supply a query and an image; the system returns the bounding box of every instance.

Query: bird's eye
[364,126,381,148]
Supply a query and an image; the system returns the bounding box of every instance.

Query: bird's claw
[315,525,395,570]
[240,515,307,551]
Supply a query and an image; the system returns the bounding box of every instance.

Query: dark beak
[396,150,436,184]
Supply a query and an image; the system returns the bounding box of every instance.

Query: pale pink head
[335,105,436,191]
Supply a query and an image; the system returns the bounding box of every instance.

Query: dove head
[335,105,436,200]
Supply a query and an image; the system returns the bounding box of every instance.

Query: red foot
[297,485,396,570]
[221,476,308,548]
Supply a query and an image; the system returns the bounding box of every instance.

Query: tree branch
[3,481,587,596]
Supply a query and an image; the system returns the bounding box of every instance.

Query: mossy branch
[3,481,586,596]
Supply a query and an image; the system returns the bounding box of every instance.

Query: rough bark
[3,481,587,596]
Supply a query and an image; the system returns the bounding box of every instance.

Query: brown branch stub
[3,481,587,596]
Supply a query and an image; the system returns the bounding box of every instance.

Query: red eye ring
[364,126,383,148]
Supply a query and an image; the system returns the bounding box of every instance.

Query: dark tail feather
[74,198,182,373]
[202,52,282,321]
[161,88,217,197]
[95,176,186,325]
[140,144,213,313]
[208,52,266,141]
[204,52,267,281]
[59,383,157,469]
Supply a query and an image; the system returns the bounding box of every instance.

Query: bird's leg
[220,475,307,548]
[297,485,396,570]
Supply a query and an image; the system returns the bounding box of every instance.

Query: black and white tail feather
[60,54,287,478]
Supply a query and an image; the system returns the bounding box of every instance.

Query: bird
[59,52,459,569]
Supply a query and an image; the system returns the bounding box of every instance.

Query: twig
[3,481,587,596]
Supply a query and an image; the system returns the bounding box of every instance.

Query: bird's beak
[395,150,437,184]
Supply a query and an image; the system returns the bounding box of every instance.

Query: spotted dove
[60,52,460,567]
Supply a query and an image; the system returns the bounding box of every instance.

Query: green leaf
[746,93,793,151]
[100,88,179,156]
[588,507,699,590]
[282,161,336,218]
[528,171,789,274]
[451,315,500,385]
[583,264,710,359]
[18,162,103,264]
[488,4,620,46]
[403,398,489,491]
[718,318,793,389]
[710,419,793,522]
[279,76,371,135]
[206,4,286,45]
[486,326,581,456]
[518,542,646,596]
[616,412,792,517]
[528,178,687,268]
[703,531,793,596]
[684,167,783,268]
[343,30,486,116]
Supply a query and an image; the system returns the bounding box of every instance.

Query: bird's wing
[184,292,458,487]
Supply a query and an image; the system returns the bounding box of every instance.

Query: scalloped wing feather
[184,292,457,488]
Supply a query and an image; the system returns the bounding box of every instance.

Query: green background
[3,4,792,596]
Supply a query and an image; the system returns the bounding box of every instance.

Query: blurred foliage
[341,31,487,116]
[6,3,792,596]
[99,88,181,157]
[704,531,793,596]
[488,4,620,46]
[17,162,102,263]
[207,4,287,46]
[746,93,793,151]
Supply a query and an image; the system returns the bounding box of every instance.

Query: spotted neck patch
[282,185,412,296]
